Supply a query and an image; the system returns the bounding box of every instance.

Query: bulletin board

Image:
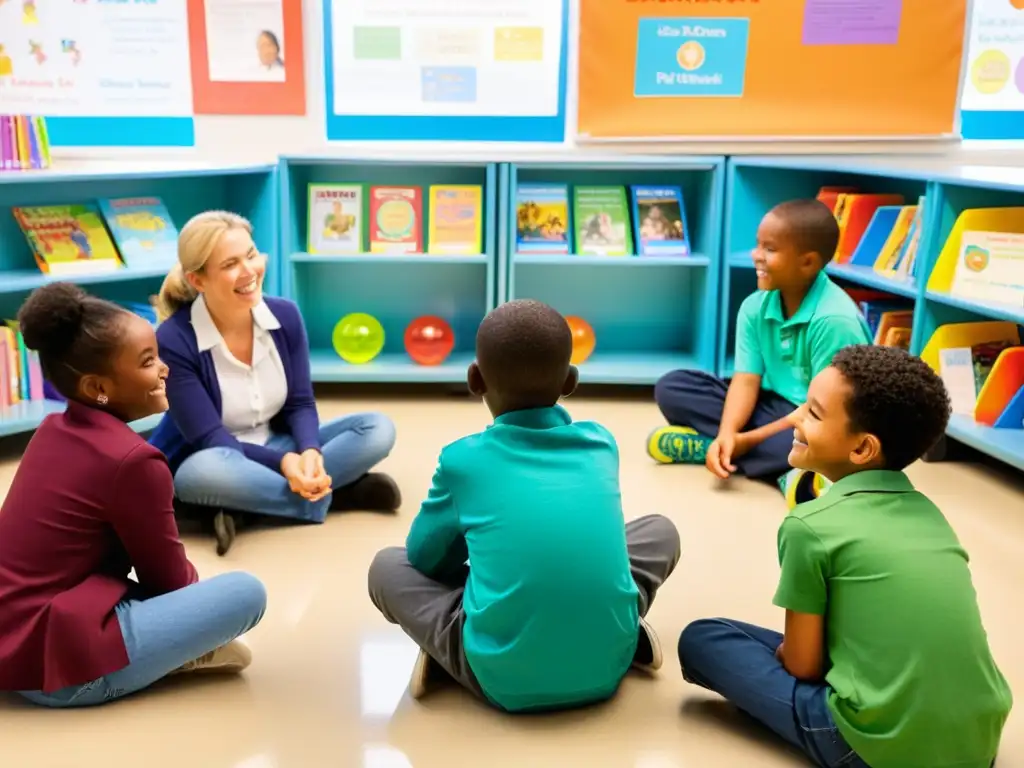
[576,0,970,141]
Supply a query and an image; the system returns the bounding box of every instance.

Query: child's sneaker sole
[408,648,432,699]
[171,639,252,676]
[646,426,711,465]
[778,468,832,510]
[632,617,663,672]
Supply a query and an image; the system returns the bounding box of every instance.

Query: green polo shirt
[774,470,1013,768]
[735,271,871,405]
[405,405,640,712]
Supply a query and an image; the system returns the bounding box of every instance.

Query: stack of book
[0,115,52,171]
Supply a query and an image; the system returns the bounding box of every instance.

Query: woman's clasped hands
[280,449,332,503]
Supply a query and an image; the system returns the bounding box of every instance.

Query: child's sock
[646,425,714,464]
[778,468,832,510]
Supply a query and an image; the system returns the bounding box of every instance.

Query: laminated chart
[960,0,1024,139]
[0,0,193,146]
[324,0,567,141]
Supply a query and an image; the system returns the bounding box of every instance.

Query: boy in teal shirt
[368,299,681,711]
[649,199,870,504]
[678,345,1012,768]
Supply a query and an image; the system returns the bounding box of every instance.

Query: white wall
[57,0,1024,166]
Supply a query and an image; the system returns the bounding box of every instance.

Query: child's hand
[706,434,738,479]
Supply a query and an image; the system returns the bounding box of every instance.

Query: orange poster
[187,0,306,115]
[577,0,968,140]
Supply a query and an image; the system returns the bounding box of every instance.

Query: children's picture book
[427,185,483,255]
[816,186,859,213]
[881,326,912,351]
[573,186,632,256]
[874,205,917,274]
[858,299,913,339]
[515,183,570,254]
[307,183,365,255]
[369,186,423,254]
[631,185,689,256]
[951,230,1024,307]
[12,204,121,275]
[873,310,914,345]
[98,197,178,271]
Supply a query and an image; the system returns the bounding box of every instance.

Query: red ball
[404,316,455,366]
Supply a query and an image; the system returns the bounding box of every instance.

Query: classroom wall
[55,0,1024,166]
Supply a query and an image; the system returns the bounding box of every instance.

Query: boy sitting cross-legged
[678,345,1013,768]
[367,299,681,711]
[649,199,871,506]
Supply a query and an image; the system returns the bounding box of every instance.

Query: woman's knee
[364,412,397,457]
[174,448,244,496]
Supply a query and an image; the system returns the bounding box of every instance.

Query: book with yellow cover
[12,204,121,275]
[427,185,483,255]
[874,205,917,274]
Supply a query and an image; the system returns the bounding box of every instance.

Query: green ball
[332,312,385,364]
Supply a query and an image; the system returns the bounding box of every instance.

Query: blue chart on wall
[322,0,569,142]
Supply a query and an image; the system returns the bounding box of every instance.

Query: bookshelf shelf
[0,400,161,439]
[502,157,726,385]
[279,156,498,384]
[726,156,1024,475]
[0,162,279,439]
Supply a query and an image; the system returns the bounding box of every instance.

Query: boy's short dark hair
[832,345,951,471]
[770,199,840,265]
[476,299,572,405]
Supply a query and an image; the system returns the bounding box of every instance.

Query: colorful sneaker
[171,640,252,676]
[632,617,664,672]
[646,426,713,464]
[778,468,832,510]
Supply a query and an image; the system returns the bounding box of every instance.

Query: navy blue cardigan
[149,297,321,474]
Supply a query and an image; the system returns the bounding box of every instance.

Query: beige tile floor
[0,393,1021,768]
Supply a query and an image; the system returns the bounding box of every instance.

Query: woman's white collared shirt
[190,294,288,446]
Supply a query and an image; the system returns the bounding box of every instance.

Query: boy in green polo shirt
[648,199,870,505]
[367,299,681,711]
[678,345,1012,768]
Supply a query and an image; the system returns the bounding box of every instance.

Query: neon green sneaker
[778,468,832,510]
[647,425,714,464]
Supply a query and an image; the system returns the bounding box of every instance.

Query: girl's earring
[97,394,109,405]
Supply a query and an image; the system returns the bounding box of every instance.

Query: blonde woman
[150,212,400,553]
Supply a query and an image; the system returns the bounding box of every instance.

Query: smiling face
[257,32,279,66]
[751,211,819,293]
[80,313,169,423]
[187,226,266,319]
[788,365,882,482]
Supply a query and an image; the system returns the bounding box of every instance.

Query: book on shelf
[858,299,913,340]
[950,230,1024,307]
[307,183,365,255]
[0,115,51,171]
[873,205,917,275]
[816,186,859,213]
[939,341,1019,417]
[880,326,912,351]
[0,323,44,411]
[12,204,122,275]
[98,197,178,271]
[516,183,570,254]
[873,310,914,346]
[631,185,689,256]
[834,193,905,263]
[369,186,422,254]
[427,184,483,255]
[573,186,632,256]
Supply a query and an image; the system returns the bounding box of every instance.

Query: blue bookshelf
[0,162,279,438]
[501,157,725,385]
[723,157,1024,473]
[279,155,498,383]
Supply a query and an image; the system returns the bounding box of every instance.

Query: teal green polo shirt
[734,271,871,405]
[405,405,640,712]
[774,470,1013,768]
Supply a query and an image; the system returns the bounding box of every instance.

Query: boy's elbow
[783,655,824,682]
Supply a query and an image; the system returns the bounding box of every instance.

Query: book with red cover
[369,186,423,254]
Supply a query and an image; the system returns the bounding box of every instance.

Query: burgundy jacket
[0,401,197,693]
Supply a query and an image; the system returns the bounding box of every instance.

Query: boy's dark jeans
[678,618,869,768]
[654,369,795,479]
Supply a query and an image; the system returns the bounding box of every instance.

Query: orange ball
[1012,0,1024,9]
[404,315,455,366]
[565,315,595,364]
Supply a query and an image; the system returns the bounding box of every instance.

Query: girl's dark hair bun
[18,282,89,355]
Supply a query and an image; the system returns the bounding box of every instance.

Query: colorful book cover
[858,299,913,338]
[874,205,917,273]
[0,336,9,410]
[572,186,632,256]
[307,183,365,255]
[631,185,690,256]
[25,116,42,170]
[0,116,13,171]
[13,115,29,170]
[427,185,483,255]
[369,186,423,254]
[881,326,912,351]
[515,183,570,254]
[0,326,19,405]
[873,310,914,345]
[33,116,51,168]
[12,204,122,275]
[98,197,178,270]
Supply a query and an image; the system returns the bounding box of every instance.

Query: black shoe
[330,472,402,513]
[213,510,237,556]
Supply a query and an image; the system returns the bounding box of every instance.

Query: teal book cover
[573,186,633,256]
[98,197,179,271]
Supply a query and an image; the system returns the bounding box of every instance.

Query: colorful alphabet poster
[960,0,1024,139]
[323,0,568,141]
[0,0,194,147]
[577,0,968,140]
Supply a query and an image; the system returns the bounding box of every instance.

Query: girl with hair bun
[0,282,266,708]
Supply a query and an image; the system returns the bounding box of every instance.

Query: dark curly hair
[770,199,840,265]
[17,282,128,400]
[831,345,951,471]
